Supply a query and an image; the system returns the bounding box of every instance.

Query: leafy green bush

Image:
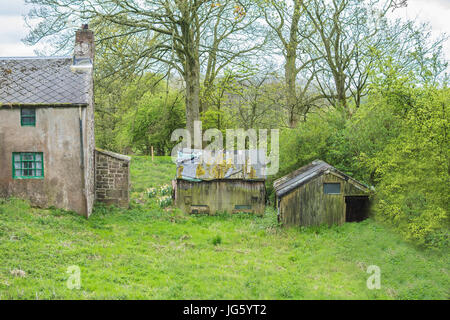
[273,67,449,248]
[366,86,449,248]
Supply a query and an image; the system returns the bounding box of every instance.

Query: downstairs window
[12,152,44,179]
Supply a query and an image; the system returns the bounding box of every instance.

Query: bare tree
[261,0,324,127]
[297,0,413,113]
[25,0,266,137]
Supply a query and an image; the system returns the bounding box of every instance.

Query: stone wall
[95,149,131,208]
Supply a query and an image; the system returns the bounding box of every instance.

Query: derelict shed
[273,160,370,227]
[174,149,266,215]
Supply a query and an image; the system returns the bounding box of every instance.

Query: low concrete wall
[95,149,131,208]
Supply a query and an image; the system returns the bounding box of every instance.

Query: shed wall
[279,173,367,227]
[176,179,265,215]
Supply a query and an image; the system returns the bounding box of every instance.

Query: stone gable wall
[95,149,131,208]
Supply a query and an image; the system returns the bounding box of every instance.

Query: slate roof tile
[0,57,90,105]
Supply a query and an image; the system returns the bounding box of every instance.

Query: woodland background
[24,0,449,248]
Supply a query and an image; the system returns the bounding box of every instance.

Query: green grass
[130,156,175,193]
[0,156,448,299]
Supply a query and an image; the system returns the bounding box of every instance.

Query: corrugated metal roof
[0,56,91,105]
[176,149,266,181]
[273,160,369,198]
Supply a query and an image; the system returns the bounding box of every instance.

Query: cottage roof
[0,56,91,106]
[273,160,369,198]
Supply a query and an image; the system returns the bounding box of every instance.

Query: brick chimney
[74,24,95,62]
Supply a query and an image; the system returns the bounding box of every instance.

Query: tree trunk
[180,9,201,142]
[285,51,297,128]
[334,72,347,110]
[184,56,201,141]
[284,0,302,128]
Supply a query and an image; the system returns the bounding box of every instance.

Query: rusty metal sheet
[176,149,266,181]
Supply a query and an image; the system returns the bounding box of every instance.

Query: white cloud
[0,14,43,56]
[0,0,29,16]
[0,42,37,56]
[1,16,30,43]
[0,0,42,56]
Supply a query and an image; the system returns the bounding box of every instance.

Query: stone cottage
[0,25,130,217]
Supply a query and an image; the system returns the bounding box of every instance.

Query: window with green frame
[12,153,44,179]
[21,108,36,126]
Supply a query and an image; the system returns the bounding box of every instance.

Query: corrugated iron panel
[176,149,266,181]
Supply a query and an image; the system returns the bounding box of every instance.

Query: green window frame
[12,152,44,179]
[21,108,36,126]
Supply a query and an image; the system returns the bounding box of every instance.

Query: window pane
[22,117,34,125]
[21,109,36,126]
[24,162,33,169]
[324,183,340,194]
[21,108,35,116]
[12,153,43,179]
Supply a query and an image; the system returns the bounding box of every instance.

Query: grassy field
[0,156,448,299]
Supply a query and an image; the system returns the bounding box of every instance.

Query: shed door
[345,196,369,222]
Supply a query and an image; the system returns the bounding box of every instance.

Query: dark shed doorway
[345,196,369,222]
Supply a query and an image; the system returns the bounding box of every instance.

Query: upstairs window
[324,183,341,194]
[21,108,36,126]
[12,152,44,179]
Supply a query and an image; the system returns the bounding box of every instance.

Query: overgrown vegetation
[273,64,449,249]
[21,0,448,277]
[0,157,448,299]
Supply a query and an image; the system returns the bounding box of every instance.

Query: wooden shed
[174,149,266,215]
[273,160,370,227]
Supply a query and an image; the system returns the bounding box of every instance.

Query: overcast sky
[0,0,449,64]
